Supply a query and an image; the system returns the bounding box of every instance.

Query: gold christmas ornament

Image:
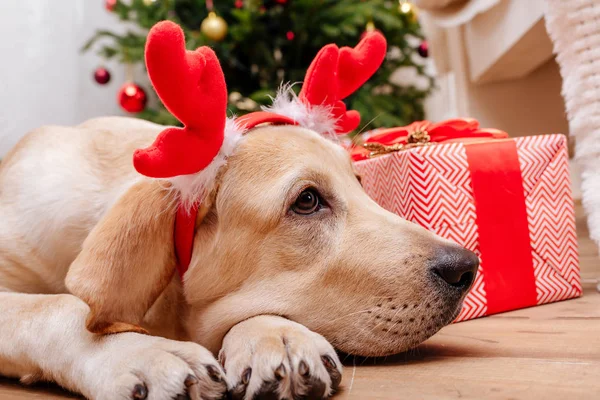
[201,12,228,41]
[399,0,413,14]
[399,0,419,21]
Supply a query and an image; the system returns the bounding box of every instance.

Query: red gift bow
[351,118,508,161]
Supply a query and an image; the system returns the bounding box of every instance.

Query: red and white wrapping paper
[353,127,581,321]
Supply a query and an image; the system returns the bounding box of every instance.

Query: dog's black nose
[430,245,479,291]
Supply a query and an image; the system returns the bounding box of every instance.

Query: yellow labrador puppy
[0,22,478,400]
[0,117,478,400]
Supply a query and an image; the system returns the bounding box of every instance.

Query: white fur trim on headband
[168,117,245,209]
[167,85,341,209]
[262,84,340,139]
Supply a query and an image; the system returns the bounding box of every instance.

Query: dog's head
[65,21,477,357]
[184,125,478,356]
[66,123,477,357]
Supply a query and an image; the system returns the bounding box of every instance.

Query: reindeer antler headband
[135,21,387,277]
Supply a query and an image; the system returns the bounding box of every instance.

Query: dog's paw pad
[220,316,342,399]
[96,335,228,400]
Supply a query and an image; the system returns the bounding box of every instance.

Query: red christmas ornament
[93,67,111,85]
[105,0,117,11]
[418,41,429,58]
[275,0,288,4]
[117,83,147,113]
[286,31,295,41]
[235,0,244,8]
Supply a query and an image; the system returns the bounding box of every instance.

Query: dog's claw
[274,363,287,381]
[131,383,148,400]
[206,365,223,383]
[321,355,342,390]
[229,368,251,400]
[184,374,198,387]
[298,360,310,377]
[242,368,252,385]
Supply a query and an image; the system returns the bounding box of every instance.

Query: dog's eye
[292,188,321,215]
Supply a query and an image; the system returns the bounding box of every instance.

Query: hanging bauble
[399,1,419,21]
[235,0,244,8]
[200,12,228,41]
[275,0,288,4]
[361,21,379,39]
[417,41,429,58]
[399,1,412,14]
[105,0,117,11]
[117,83,147,113]
[286,31,295,41]
[93,67,111,85]
[143,0,157,5]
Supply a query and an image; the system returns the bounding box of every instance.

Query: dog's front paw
[92,334,228,400]
[219,315,342,399]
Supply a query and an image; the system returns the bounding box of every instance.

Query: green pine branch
[84,0,434,134]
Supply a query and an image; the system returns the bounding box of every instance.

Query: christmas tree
[86,0,433,135]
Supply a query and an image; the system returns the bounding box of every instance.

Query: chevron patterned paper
[354,134,581,322]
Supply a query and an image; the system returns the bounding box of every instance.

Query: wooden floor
[1,204,599,399]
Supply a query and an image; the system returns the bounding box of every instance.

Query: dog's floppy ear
[66,21,230,336]
[65,180,179,335]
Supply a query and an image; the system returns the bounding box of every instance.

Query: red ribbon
[352,118,537,316]
[351,118,508,161]
[465,140,537,314]
[174,202,199,279]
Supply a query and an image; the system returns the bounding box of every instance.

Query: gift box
[352,119,582,322]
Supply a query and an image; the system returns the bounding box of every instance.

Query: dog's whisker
[342,352,354,363]
[356,317,388,341]
[358,299,404,344]
[348,357,357,394]
[380,303,406,342]
[356,113,382,136]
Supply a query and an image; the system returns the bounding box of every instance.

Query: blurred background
[0,0,436,157]
[0,0,574,195]
[0,1,126,156]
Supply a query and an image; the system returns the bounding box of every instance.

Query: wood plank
[1,204,598,399]
[336,290,600,399]
[0,378,80,399]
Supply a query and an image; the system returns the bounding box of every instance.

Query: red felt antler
[298,31,387,134]
[133,21,227,178]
